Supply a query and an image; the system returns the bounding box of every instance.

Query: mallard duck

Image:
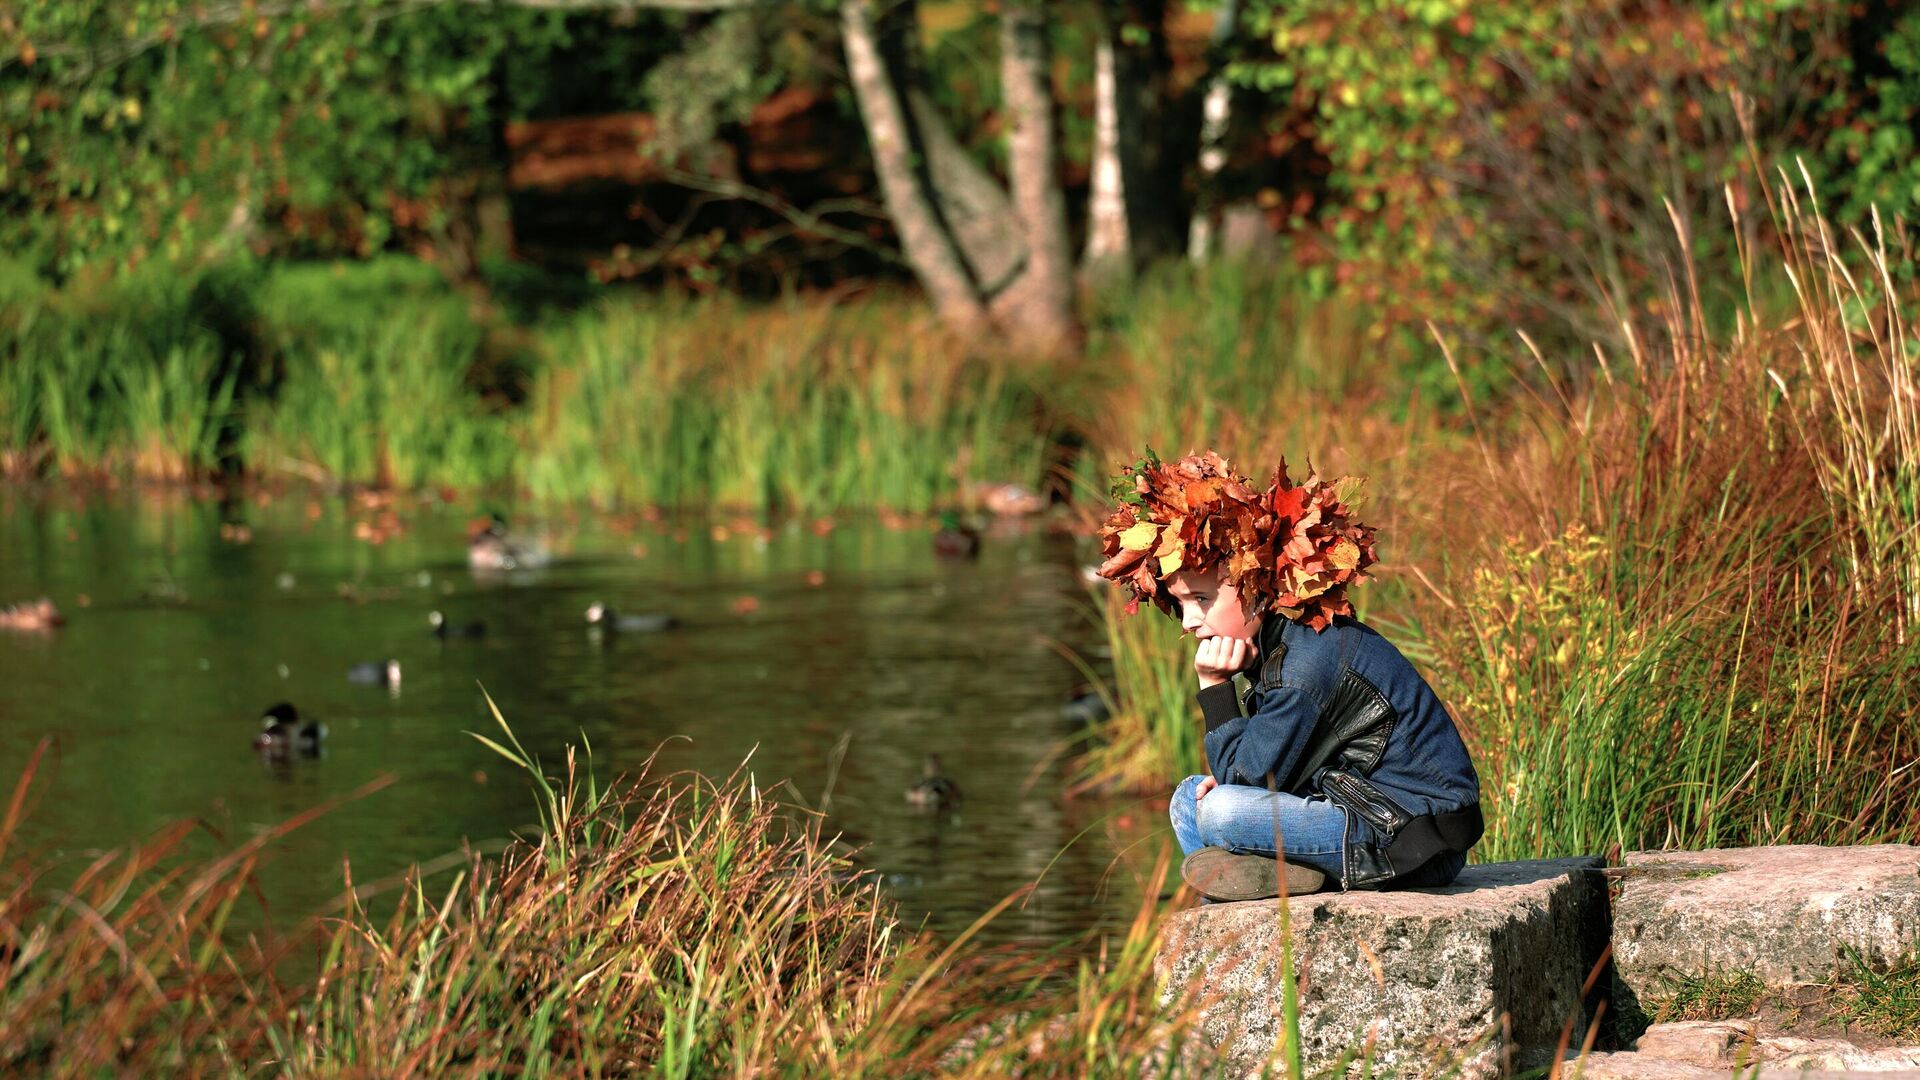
[0,597,63,632]
[977,481,1047,517]
[347,659,403,687]
[931,512,982,560]
[467,513,550,572]
[905,754,961,810]
[585,603,678,634]
[253,702,326,756]
[428,610,487,638]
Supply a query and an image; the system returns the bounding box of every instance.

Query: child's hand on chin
[1194,636,1258,689]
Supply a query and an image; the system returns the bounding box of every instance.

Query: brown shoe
[1181,847,1327,901]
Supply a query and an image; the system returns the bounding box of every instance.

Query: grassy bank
[0,259,1053,514]
[0,720,1223,1076]
[1078,180,1920,864]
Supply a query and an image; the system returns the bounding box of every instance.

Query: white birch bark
[1188,0,1238,264]
[995,0,1080,350]
[840,0,989,334]
[1083,29,1130,275]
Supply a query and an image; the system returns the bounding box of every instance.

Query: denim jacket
[1197,614,1482,889]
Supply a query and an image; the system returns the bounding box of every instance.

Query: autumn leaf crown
[1094,449,1379,632]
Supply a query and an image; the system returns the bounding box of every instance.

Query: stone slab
[1155,857,1611,1077]
[1612,845,1920,993]
[1575,1054,1920,1079]
[1600,1019,1920,1072]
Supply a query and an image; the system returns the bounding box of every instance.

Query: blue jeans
[1169,774,1469,889]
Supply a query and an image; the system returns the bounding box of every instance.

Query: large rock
[1576,1019,1920,1077]
[1155,857,1612,1077]
[1612,845,1920,994]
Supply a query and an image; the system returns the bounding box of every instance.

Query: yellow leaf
[1159,549,1184,575]
[1118,522,1159,551]
[1332,475,1370,510]
[1328,538,1361,571]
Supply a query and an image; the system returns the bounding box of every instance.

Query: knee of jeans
[1168,775,1206,830]
[1192,785,1233,840]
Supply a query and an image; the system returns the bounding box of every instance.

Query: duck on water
[467,514,549,572]
[905,754,960,811]
[429,610,487,638]
[253,702,326,756]
[585,603,678,634]
[348,659,403,687]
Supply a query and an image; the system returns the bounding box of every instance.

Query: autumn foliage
[1095,449,1378,631]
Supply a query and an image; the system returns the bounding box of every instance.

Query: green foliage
[640,12,781,164]
[0,2,737,276]
[1227,0,1901,341]
[0,259,239,477]
[2,254,1058,508]
[1650,969,1767,1023]
[1831,947,1920,1040]
[1815,8,1920,228]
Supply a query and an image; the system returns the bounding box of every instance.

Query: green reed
[0,268,238,480]
[520,293,1051,513]
[1072,586,1208,793]
[243,308,515,491]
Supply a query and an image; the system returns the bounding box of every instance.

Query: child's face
[1165,568,1262,642]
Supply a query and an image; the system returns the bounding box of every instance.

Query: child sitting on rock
[1095,451,1482,901]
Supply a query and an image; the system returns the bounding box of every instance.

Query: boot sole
[1181,847,1327,901]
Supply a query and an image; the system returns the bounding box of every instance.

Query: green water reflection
[0,489,1171,948]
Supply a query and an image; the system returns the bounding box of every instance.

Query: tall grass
[1422,172,1920,859]
[243,308,516,491]
[0,268,237,480]
[1072,586,1208,794]
[0,717,1233,1076]
[1077,179,1920,862]
[3,263,1054,512]
[520,293,1050,512]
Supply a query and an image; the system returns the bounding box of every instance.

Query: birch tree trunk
[1188,0,1238,264]
[838,0,1086,350]
[1085,0,1178,281]
[994,0,1080,351]
[840,0,989,334]
[1083,24,1130,279]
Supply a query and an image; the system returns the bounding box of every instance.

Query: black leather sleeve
[1196,682,1242,733]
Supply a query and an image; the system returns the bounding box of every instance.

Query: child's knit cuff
[1196,682,1242,733]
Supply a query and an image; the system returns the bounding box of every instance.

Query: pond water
[0,489,1171,950]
